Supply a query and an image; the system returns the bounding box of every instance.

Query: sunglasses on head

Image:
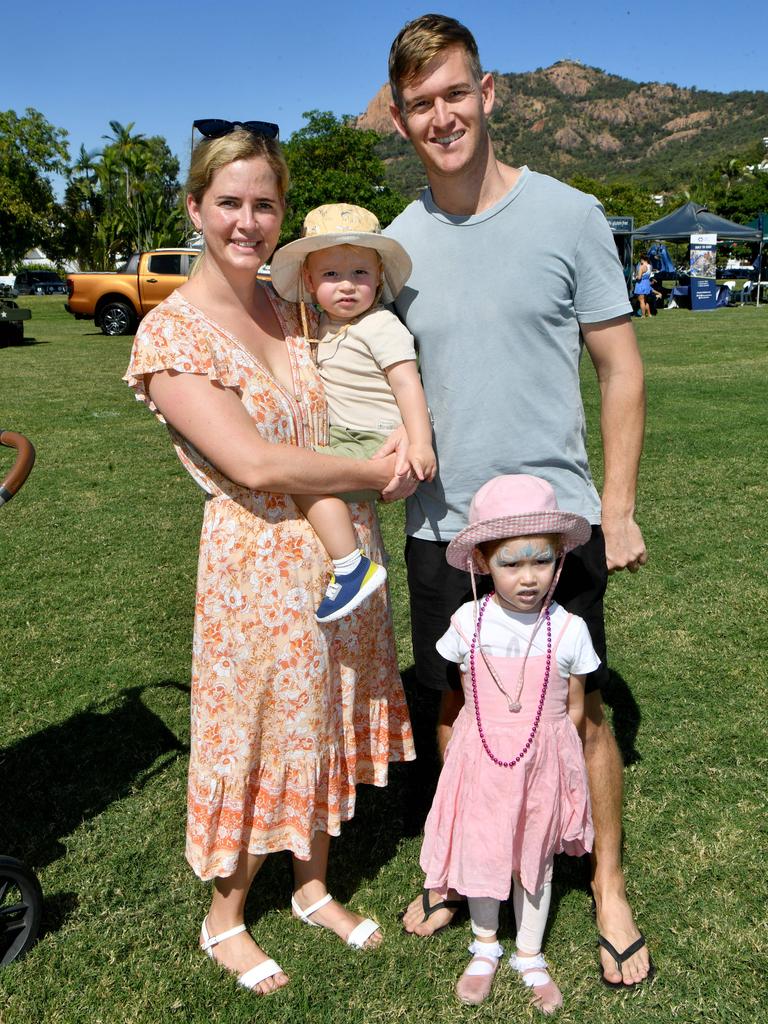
[193,119,279,140]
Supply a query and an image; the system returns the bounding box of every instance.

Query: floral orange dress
[124,287,414,881]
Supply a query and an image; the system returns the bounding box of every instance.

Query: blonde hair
[388,13,483,113]
[186,129,288,205]
[186,130,288,276]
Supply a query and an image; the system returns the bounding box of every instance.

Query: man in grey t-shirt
[382,14,652,989]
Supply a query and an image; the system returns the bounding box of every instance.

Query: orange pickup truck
[65,248,200,336]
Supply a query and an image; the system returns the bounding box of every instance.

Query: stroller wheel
[0,856,43,965]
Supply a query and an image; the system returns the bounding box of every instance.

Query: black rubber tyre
[0,322,23,346]
[100,301,136,336]
[0,856,43,965]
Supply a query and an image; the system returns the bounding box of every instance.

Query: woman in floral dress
[124,126,415,996]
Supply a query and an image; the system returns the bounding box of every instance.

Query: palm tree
[59,121,185,266]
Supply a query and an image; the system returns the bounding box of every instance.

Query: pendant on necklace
[507,700,522,713]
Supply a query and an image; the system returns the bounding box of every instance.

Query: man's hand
[602,513,648,573]
[582,316,647,576]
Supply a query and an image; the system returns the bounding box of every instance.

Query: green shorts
[318,425,387,503]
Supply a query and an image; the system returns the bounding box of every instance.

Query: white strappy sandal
[200,917,285,993]
[291,892,381,949]
[509,951,563,1015]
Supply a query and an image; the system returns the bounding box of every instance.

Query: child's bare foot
[291,889,382,949]
[401,887,465,936]
[200,916,288,995]
[510,951,563,1015]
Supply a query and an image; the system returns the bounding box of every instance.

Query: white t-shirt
[436,599,600,680]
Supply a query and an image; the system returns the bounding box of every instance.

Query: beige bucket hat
[270,203,412,304]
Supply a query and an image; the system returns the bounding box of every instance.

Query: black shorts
[405,527,609,695]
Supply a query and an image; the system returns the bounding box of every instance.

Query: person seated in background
[648,274,666,314]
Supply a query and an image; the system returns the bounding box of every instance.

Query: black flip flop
[400,889,466,935]
[598,933,656,989]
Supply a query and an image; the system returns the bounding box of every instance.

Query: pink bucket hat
[446,475,591,573]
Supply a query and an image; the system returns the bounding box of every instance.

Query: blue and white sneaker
[315,555,387,623]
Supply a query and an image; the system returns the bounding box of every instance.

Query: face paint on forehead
[492,539,557,565]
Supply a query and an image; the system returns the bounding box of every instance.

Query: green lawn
[1,297,766,1022]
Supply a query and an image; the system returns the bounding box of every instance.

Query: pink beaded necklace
[469,593,552,769]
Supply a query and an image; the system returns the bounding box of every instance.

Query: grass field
[1,297,766,1023]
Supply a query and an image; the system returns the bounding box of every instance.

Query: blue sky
[3,0,767,197]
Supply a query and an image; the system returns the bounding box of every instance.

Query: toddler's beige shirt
[316,306,417,432]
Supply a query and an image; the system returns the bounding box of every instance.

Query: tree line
[566,140,768,233]
[1,106,765,274]
[0,109,408,273]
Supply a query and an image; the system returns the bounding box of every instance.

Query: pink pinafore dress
[420,606,594,900]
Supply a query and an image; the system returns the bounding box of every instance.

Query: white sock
[332,549,362,576]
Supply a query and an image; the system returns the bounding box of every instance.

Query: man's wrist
[601,497,637,521]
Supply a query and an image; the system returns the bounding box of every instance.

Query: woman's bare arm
[148,370,396,494]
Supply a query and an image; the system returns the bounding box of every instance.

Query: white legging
[468,876,552,952]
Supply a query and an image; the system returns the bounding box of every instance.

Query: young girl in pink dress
[419,475,598,1011]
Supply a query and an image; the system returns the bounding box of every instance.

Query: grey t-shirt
[385,167,632,541]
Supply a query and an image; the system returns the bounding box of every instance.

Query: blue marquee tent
[635,201,762,241]
[635,202,764,306]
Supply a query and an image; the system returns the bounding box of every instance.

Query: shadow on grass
[0,664,641,937]
[0,680,188,872]
[543,853,593,949]
[36,890,80,945]
[0,669,432,936]
[602,668,642,767]
[0,335,47,347]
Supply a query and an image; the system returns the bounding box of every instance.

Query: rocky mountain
[359,61,768,196]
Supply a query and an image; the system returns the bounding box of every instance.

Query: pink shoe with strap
[455,939,504,1005]
[509,951,563,1014]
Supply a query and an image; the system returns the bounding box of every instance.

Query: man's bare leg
[584,690,651,985]
[402,688,466,935]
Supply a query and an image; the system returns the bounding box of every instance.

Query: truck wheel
[0,322,22,346]
[100,302,136,336]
